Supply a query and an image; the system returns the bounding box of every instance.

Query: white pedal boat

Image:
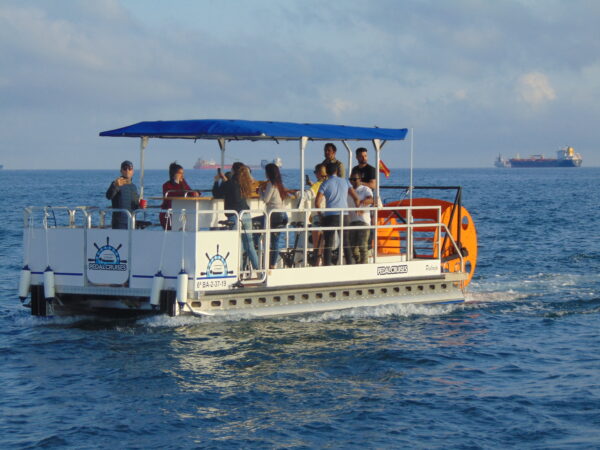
[18,119,477,318]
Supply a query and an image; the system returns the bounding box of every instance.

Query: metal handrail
[23,206,97,229]
[22,201,468,283]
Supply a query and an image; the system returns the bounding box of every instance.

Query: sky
[1,0,599,169]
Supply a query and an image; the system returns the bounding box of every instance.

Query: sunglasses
[349,178,360,181]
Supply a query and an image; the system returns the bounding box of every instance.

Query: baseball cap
[121,160,133,170]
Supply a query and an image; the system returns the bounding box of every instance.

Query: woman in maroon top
[160,162,199,229]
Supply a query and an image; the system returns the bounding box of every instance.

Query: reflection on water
[132,304,495,442]
[160,303,485,392]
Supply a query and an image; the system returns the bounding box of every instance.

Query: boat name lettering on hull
[88,263,127,271]
[377,264,408,276]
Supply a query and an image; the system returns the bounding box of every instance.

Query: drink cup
[139,199,147,209]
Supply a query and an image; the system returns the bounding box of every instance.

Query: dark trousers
[322,214,352,266]
[350,220,369,264]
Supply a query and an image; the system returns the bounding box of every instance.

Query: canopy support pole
[372,138,382,264]
[342,140,353,178]
[218,138,226,169]
[371,139,381,207]
[139,136,148,199]
[299,136,308,196]
[409,128,414,207]
[408,128,414,260]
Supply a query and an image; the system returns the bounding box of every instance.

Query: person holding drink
[106,160,145,229]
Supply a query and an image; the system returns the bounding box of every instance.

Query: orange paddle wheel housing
[377,198,477,286]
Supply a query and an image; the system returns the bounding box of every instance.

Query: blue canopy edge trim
[99,119,408,141]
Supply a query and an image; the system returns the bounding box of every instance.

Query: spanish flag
[379,160,391,178]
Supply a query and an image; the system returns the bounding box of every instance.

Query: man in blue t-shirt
[315,162,360,266]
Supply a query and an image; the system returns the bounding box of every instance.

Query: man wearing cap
[106,160,141,229]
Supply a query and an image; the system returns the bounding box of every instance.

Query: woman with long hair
[160,162,198,229]
[212,163,259,271]
[260,163,289,268]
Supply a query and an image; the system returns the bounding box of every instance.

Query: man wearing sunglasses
[106,160,141,229]
[348,168,374,264]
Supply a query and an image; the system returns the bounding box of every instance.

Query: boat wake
[297,302,464,322]
[468,271,599,302]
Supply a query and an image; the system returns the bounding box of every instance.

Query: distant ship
[495,147,582,168]
[494,154,510,168]
[193,158,233,170]
[261,157,283,169]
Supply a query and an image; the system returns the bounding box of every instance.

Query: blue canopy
[99,119,408,141]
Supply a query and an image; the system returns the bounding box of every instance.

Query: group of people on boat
[309,143,375,266]
[105,142,379,269]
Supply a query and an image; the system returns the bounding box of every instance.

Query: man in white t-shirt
[348,168,373,264]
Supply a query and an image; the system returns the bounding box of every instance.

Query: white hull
[21,205,469,318]
[29,273,465,318]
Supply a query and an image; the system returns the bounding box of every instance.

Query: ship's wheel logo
[88,237,127,271]
[201,245,233,278]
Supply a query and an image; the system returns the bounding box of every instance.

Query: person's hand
[214,174,221,182]
[115,177,126,187]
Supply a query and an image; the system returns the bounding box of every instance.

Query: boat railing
[24,206,99,229]
[23,203,465,279]
[164,189,200,198]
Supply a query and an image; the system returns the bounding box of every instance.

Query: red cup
[139,199,147,209]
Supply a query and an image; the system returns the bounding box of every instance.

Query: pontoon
[18,119,477,317]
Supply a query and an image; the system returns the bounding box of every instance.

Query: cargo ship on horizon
[194,157,282,170]
[495,146,582,168]
[193,158,233,170]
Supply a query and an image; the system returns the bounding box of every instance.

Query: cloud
[516,72,556,108]
[325,98,357,119]
[1,0,600,169]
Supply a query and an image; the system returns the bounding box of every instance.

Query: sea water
[0,168,599,448]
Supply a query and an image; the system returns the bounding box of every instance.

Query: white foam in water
[139,311,255,327]
[12,312,98,327]
[298,302,463,323]
[465,289,531,303]
[466,271,600,307]
[12,269,596,329]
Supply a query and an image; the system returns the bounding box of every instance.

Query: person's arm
[338,161,346,178]
[212,180,223,198]
[212,172,228,198]
[132,185,140,210]
[363,165,377,189]
[348,187,360,207]
[261,182,275,204]
[363,178,376,190]
[106,180,119,200]
[182,179,198,197]
[305,174,312,187]
[362,194,374,207]
[315,192,325,210]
